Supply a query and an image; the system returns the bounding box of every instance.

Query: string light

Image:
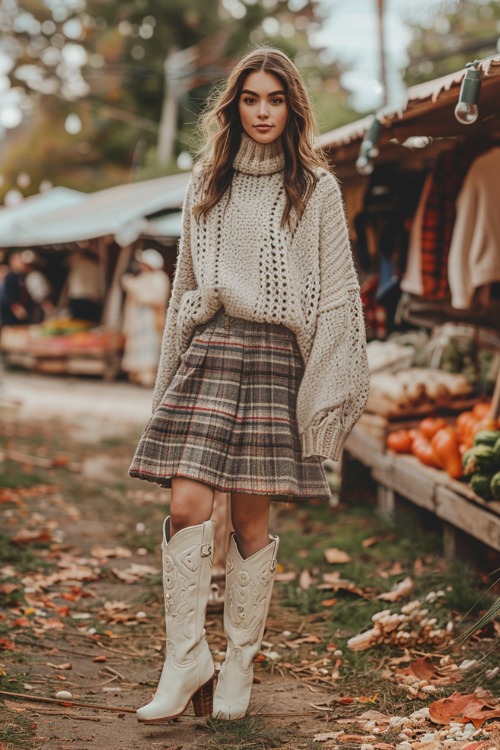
[454,61,482,125]
[356,116,381,175]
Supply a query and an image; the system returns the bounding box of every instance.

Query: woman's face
[238,70,288,144]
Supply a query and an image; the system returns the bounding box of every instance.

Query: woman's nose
[257,102,269,118]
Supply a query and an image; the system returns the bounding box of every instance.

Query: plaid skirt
[129,308,330,501]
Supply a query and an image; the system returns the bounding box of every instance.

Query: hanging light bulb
[364,117,382,158]
[355,151,375,175]
[454,61,482,125]
[355,117,381,175]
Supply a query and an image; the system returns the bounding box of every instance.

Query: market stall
[0,173,189,379]
[321,55,500,556]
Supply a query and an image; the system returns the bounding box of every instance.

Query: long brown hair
[193,47,330,227]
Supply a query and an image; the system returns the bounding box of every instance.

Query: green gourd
[462,445,497,476]
[473,430,500,448]
[493,437,500,465]
[490,471,500,501]
[470,473,493,500]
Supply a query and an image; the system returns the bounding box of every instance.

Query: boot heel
[192,675,215,717]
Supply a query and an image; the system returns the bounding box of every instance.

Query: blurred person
[25,253,56,322]
[121,248,171,386]
[129,47,369,723]
[0,250,36,326]
[67,248,102,323]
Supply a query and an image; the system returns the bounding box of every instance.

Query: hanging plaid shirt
[420,140,491,300]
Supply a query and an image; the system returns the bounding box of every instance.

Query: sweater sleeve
[151,179,196,412]
[297,174,369,460]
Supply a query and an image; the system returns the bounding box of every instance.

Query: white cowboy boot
[137,517,216,723]
[212,533,279,720]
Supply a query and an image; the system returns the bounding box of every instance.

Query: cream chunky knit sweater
[152,134,369,460]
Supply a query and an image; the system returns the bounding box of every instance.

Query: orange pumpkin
[430,426,463,479]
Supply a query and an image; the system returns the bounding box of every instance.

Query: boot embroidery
[227,560,274,629]
[182,544,202,572]
[163,555,187,616]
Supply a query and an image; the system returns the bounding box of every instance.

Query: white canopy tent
[4,172,190,248]
[0,188,86,248]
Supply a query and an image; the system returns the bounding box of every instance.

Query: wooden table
[343,415,500,555]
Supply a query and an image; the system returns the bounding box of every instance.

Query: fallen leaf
[91,545,132,560]
[111,564,158,584]
[299,569,315,590]
[361,535,384,548]
[377,577,414,601]
[46,662,72,670]
[289,634,323,646]
[357,709,391,722]
[0,638,15,651]
[35,618,65,631]
[0,583,20,595]
[12,528,53,544]
[387,561,403,575]
[12,617,32,628]
[429,691,500,728]
[320,572,367,598]
[396,657,462,686]
[324,547,352,564]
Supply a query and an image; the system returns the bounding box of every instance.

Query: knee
[231,520,268,557]
[169,481,214,533]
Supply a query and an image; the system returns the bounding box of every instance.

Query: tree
[403,0,500,86]
[0,0,355,199]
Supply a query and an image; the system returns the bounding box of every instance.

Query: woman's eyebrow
[240,88,286,97]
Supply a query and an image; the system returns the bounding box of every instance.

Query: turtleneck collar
[233,133,285,176]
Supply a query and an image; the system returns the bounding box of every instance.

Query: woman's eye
[271,98,284,105]
[242,96,255,104]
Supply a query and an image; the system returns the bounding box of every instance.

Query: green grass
[0,716,35,750]
[0,534,53,575]
[0,466,47,489]
[274,495,499,723]
[0,676,35,750]
[203,715,292,749]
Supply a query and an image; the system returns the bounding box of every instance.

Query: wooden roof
[320,54,500,171]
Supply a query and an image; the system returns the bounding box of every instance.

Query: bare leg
[230,493,271,558]
[212,493,277,720]
[170,477,215,535]
[211,492,233,578]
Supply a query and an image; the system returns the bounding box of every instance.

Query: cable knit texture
[152,134,369,460]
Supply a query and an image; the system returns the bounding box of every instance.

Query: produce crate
[343,413,500,555]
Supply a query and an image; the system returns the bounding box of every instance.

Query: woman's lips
[255,125,272,131]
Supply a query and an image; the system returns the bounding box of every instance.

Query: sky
[316,0,459,110]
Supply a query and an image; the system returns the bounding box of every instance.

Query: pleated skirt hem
[129,309,331,502]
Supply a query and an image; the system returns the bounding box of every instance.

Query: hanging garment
[400,172,433,297]
[448,147,500,310]
[419,140,490,300]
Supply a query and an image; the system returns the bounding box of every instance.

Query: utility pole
[156,28,236,167]
[157,48,180,167]
[377,0,389,106]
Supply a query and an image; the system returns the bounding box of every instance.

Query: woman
[129,47,369,723]
[121,248,171,386]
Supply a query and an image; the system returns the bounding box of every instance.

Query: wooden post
[490,369,500,421]
[158,49,179,167]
